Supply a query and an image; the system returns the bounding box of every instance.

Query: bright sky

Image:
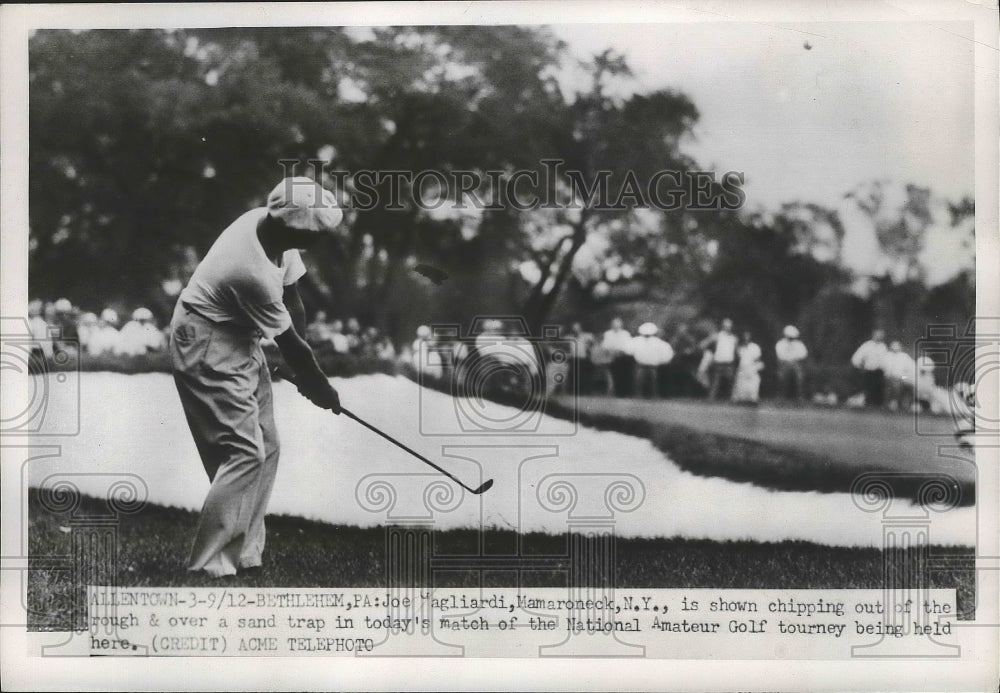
[552,22,975,211]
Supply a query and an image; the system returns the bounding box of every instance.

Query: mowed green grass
[27,489,975,631]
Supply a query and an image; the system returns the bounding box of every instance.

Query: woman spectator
[731,330,764,404]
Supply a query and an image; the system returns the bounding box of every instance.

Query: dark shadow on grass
[27,490,975,632]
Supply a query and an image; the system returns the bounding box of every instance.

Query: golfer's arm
[275,327,327,388]
[283,282,307,337]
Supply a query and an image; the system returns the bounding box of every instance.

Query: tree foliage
[29,28,973,360]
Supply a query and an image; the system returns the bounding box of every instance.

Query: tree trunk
[521,215,588,333]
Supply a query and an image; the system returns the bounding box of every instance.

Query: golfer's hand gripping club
[296,377,341,413]
[273,328,341,413]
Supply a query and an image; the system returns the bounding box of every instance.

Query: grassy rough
[28,490,974,631]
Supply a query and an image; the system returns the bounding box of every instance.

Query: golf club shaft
[275,367,487,493]
[339,408,481,493]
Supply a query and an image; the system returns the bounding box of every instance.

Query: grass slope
[414,372,974,506]
[28,490,974,631]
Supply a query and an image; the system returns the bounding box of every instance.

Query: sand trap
[25,373,975,547]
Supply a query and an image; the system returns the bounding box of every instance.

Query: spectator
[589,337,615,396]
[375,335,396,361]
[567,322,595,395]
[915,355,951,414]
[328,319,350,354]
[775,325,808,400]
[462,319,540,396]
[882,340,916,411]
[139,307,165,351]
[76,312,99,354]
[701,318,738,401]
[52,298,79,351]
[305,310,332,346]
[360,326,384,358]
[118,307,166,356]
[345,317,363,355]
[732,330,764,404]
[412,325,445,379]
[28,299,54,360]
[851,329,888,407]
[629,322,674,399]
[665,322,700,397]
[88,308,122,356]
[601,317,633,397]
[412,324,432,357]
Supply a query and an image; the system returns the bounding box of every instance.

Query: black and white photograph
[1,1,997,690]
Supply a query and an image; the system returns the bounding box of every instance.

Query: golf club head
[470,479,494,495]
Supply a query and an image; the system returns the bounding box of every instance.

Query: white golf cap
[638,322,658,336]
[783,325,799,338]
[267,177,343,232]
[100,308,119,324]
[54,298,72,312]
[416,325,431,338]
[132,307,153,321]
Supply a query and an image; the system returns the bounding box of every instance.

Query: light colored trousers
[169,303,279,577]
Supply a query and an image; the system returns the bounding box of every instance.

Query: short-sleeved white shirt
[179,208,307,338]
[712,331,738,364]
[628,335,675,366]
[775,338,808,363]
[851,340,888,371]
[601,328,632,354]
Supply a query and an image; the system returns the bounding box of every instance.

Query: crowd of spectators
[26,296,961,416]
[301,311,397,361]
[408,316,959,414]
[28,298,165,360]
[849,328,954,414]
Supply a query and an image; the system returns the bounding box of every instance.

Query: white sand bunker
[27,373,975,547]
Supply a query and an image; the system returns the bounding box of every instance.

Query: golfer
[170,177,343,577]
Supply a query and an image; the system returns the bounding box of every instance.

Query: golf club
[276,368,494,495]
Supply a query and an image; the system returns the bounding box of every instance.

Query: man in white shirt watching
[700,318,738,401]
[170,177,343,578]
[850,328,888,408]
[775,325,808,400]
[629,322,674,398]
